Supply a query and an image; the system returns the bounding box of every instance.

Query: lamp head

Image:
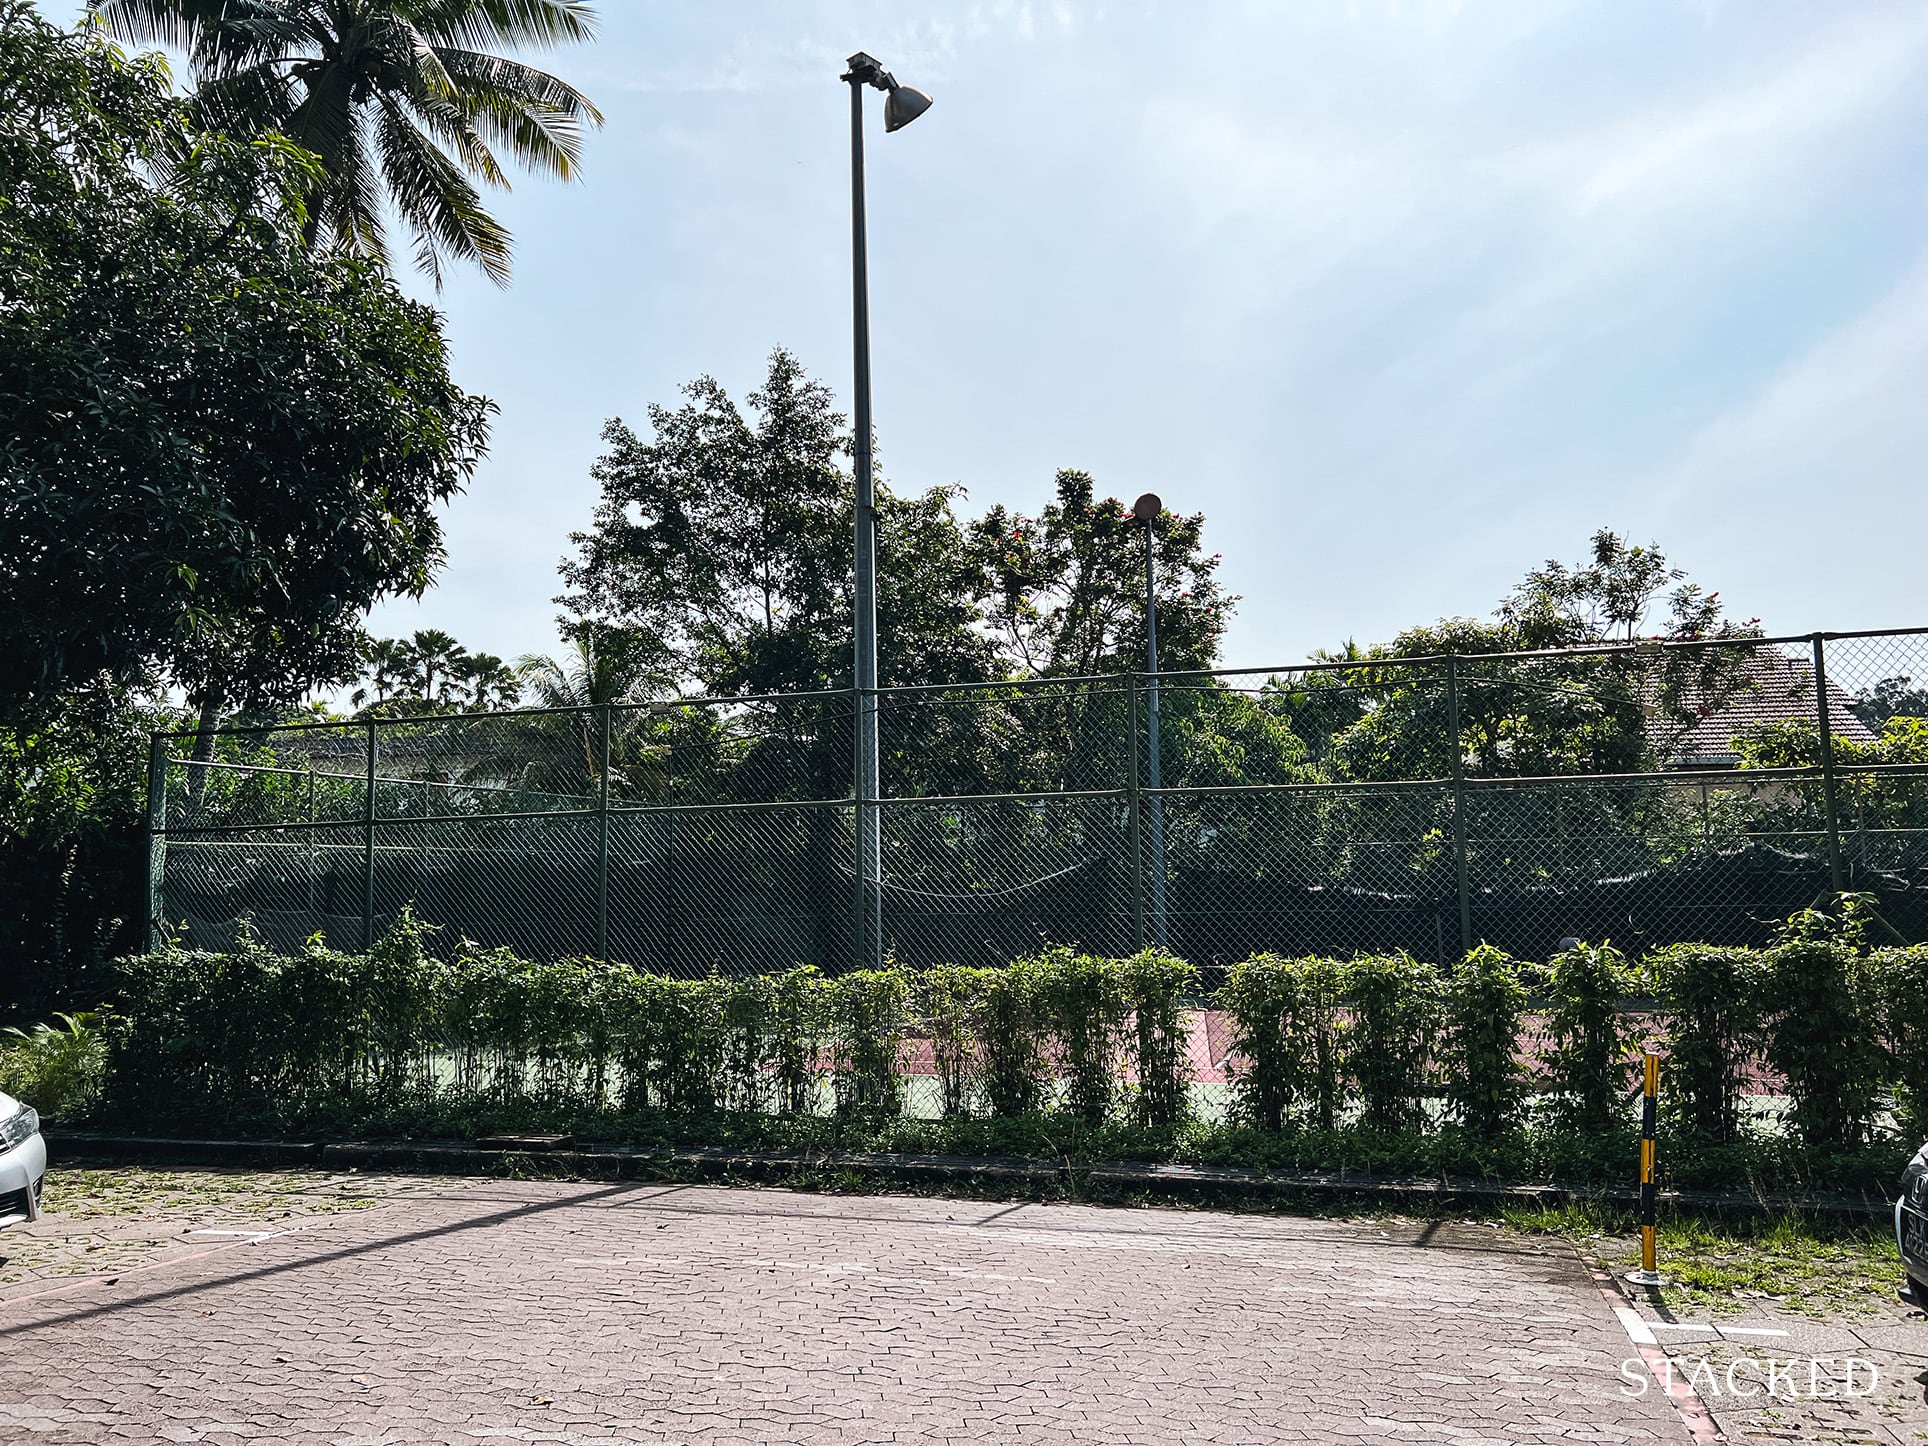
[1131,493,1163,522]
[884,83,933,132]
[846,52,932,132]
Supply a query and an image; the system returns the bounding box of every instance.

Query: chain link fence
[149,628,1928,975]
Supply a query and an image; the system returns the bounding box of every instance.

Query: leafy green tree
[1850,676,1928,730]
[971,470,1231,679]
[0,681,174,1020]
[404,629,466,703]
[91,0,603,285]
[1735,714,1928,840]
[0,8,494,724]
[508,622,673,796]
[351,638,417,712]
[562,348,994,704]
[1311,531,1759,783]
[346,630,525,715]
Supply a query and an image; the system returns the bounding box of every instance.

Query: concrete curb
[42,1130,1893,1220]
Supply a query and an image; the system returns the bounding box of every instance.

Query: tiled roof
[1666,646,1873,767]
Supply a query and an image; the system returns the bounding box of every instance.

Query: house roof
[1666,646,1873,768]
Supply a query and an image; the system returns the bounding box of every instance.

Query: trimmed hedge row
[101,899,1928,1157]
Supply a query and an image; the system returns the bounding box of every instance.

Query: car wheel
[1912,1277,1928,1316]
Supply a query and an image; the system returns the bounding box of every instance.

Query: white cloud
[1620,245,1928,631]
[1650,246,1928,513]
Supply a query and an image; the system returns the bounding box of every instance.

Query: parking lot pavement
[0,1171,1689,1445]
[1618,1287,1928,1445]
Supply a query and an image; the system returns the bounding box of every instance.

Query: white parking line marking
[188,1230,288,1240]
[1612,1304,1657,1345]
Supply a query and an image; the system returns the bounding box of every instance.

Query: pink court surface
[0,1173,1697,1444]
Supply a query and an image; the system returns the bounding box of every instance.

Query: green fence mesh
[151,630,1928,975]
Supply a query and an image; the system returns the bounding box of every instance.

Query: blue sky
[59,1,1928,670]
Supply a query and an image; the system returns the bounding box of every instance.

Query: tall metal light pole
[1131,493,1169,950]
[843,52,932,970]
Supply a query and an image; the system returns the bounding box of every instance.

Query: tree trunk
[183,676,228,824]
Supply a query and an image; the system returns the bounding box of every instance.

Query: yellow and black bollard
[1626,1050,1666,1287]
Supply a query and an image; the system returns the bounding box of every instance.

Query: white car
[0,1090,45,1226]
[1901,1140,1928,1314]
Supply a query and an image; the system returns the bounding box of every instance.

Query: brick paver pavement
[0,1177,1689,1444]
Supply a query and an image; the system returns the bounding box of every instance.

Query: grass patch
[1498,1201,1904,1319]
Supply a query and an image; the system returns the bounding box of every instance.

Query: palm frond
[375,93,512,286]
[96,0,599,286]
[437,47,600,178]
[318,103,392,267]
[401,86,510,190]
[88,0,241,52]
[416,0,598,52]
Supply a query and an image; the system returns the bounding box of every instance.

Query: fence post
[1126,673,1145,950]
[362,718,377,952]
[597,702,612,962]
[306,763,318,916]
[1811,634,1845,893]
[1445,655,1472,954]
[144,731,168,953]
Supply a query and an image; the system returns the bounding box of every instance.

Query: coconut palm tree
[90,0,603,285]
[513,623,668,794]
[515,622,663,711]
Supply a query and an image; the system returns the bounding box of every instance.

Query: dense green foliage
[1879,944,1928,1140]
[1440,945,1530,1139]
[75,906,1924,1196]
[0,7,493,720]
[1344,952,1440,1133]
[1760,898,1886,1151]
[1298,530,1760,784]
[0,1011,104,1121]
[350,631,522,715]
[1543,942,1634,1132]
[0,685,173,1017]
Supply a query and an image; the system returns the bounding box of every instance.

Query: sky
[58,1,1928,673]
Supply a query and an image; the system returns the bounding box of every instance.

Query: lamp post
[843,52,932,970]
[1130,493,1169,950]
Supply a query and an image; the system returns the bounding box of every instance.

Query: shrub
[643,975,733,1114]
[918,965,980,1118]
[1876,944,1928,1140]
[1040,948,1125,1125]
[1441,945,1528,1139]
[771,966,827,1116]
[970,957,1051,1119]
[1218,954,1342,1132]
[720,972,777,1113]
[1542,942,1633,1133]
[0,1012,105,1121]
[1119,950,1196,1127]
[1345,952,1439,1133]
[363,910,439,1096]
[1648,943,1762,1145]
[830,968,910,1118]
[1763,899,1884,1151]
